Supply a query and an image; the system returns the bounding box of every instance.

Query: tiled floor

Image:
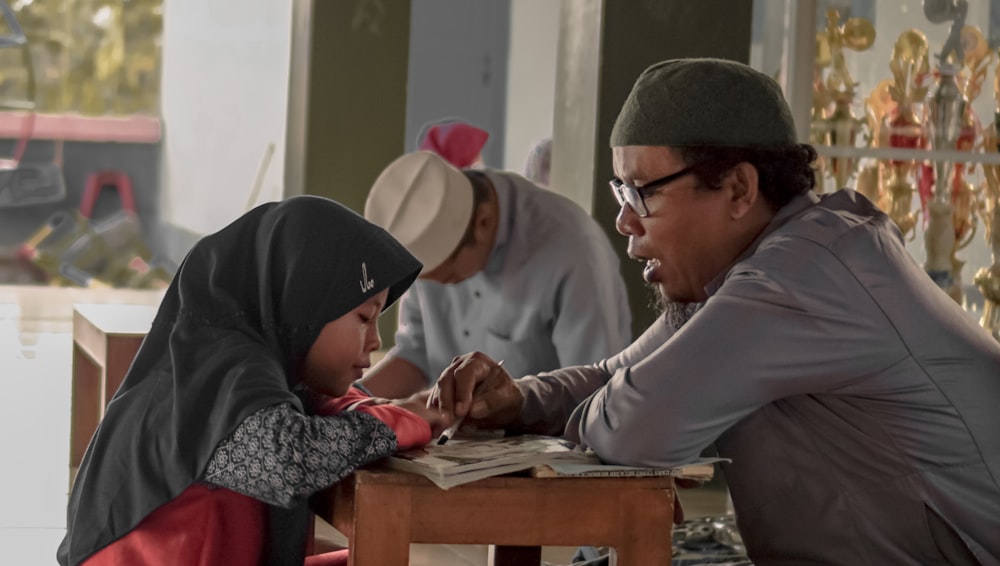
[0,284,729,566]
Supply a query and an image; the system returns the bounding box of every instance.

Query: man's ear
[727,162,759,220]
[473,201,497,238]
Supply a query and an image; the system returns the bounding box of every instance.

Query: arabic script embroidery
[360,262,375,292]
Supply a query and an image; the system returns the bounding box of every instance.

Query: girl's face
[301,289,388,397]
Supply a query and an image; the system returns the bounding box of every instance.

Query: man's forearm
[512,308,693,438]
[511,364,610,436]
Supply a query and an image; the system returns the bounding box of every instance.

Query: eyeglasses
[609,166,695,217]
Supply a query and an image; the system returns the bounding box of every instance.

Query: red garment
[83,393,425,565]
[82,484,265,565]
[83,483,349,566]
[312,387,432,450]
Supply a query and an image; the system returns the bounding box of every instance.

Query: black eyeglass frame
[609,166,696,217]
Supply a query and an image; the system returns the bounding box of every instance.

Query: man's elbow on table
[570,397,705,468]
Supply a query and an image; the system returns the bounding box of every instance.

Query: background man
[360,151,632,399]
[434,58,1000,564]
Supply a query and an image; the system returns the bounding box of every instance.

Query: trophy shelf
[0,112,161,144]
[815,145,1000,166]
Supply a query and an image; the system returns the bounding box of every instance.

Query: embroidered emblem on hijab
[360,262,375,292]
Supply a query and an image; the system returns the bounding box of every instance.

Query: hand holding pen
[426,351,523,438]
[435,360,504,445]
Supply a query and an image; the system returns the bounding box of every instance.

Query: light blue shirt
[390,171,631,384]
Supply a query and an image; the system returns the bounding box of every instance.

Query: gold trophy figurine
[974,53,1000,340]
[946,26,991,303]
[877,30,931,239]
[923,0,969,302]
[977,144,1000,339]
[858,80,895,209]
[813,9,876,193]
[812,40,834,185]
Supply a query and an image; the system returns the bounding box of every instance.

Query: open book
[385,435,600,489]
[384,435,727,489]
[531,457,728,482]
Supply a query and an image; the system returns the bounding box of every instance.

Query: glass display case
[752,0,1000,339]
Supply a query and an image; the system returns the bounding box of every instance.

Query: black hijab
[58,196,421,566]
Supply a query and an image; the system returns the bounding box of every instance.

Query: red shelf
[0,112,161,143]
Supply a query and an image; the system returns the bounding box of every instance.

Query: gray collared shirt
[515,189,1000,565]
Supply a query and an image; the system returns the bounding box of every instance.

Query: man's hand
[432,352,523,429]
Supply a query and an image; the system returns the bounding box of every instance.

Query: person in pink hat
[417,119,490,169]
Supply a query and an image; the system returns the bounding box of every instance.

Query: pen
[436,360,504,445]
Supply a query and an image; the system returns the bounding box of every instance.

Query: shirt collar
[481,170,513,274]
[704,190,821,296]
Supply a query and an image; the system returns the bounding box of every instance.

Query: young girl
[58,196,444,566]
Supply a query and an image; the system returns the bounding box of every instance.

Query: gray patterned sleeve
[203,402,397,508]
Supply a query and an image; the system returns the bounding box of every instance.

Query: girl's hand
[392,394,450,438]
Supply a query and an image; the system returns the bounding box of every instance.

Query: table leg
[69,343,101,475]
[612,489,674,565]
[349,482,411,565]
[489,545,542,566]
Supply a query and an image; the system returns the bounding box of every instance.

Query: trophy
[950,26,991,284]
[923,23,988,306]
[978,147,1000,339]
[873,30,931,239]
[812,9,876,192]
[858,80,893,207]
[975,56,1000,339]
[923,0,971,303]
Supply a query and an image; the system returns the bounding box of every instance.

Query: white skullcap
[365,151,475,272]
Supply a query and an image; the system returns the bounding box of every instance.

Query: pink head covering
[417,121,489,169]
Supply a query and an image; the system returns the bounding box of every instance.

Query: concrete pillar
[285,0,411,214]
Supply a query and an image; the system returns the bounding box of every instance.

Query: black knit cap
[610,58,798,148]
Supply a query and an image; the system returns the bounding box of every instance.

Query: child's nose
[367,325,382,352]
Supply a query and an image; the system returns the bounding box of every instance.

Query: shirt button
[474,290,481,298]
[463,329,470,337]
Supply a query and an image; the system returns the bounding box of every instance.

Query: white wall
[159,0,292,237]
[503,0,561,174]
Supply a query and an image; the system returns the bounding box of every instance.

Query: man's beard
[646,282,703,331]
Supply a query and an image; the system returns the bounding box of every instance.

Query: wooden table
[316,467,676,565]
[69,303,157,473]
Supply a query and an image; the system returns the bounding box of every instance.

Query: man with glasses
[433,58,1000,564]
[359,150,632,400]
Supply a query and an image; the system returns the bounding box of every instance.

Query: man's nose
[615,203,640,236]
